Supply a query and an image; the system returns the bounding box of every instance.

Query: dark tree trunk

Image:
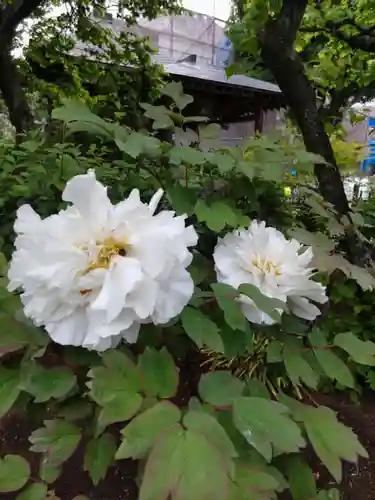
[0,0,46,134]
[0,49,33,134]
[258,0,350,216]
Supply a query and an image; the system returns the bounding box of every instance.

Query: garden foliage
[0,83,375,500]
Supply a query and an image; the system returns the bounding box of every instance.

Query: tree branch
[0,0,45,51]
[258,0,350,215]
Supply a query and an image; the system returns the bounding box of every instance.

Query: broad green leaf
[183,410,238,460]
[140,103,174,128]
[139,426,229,500]
[266,341,283,363]
[115,132,161,158]
[334,333,375,365]
[21,365,77,403]
[238,284,284,322]
[16,483,48,500]
[281,315,308,334]
[87,349,142,426]
[231,462,280,499]
[0,314,31,350]
[195,200,239,232]
[281,396,367,481]
[233,397,305,462]
[170,147,207,166]
[84,433,116,486]
[39,458,61,484]
[0,368,20,418]
[211,283,247,332]
[98,393,143,428]
[116,401,181,460]
[160,81,193,111]
[52,100,113,138]
[57,399,94,421]
[199,371,245,407]
[282,346,319,389]
[181,307,224,353]
[138,347,178,399]
[29,420,81,466]
[220,324,253,358]
[0,455,30,493]
[284,455,317,500]
[167,185,196,216]
[313,349,355,388]
[289,228,334,252]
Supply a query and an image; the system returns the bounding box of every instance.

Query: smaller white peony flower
[213,220,328,325]
[8,170,198,351]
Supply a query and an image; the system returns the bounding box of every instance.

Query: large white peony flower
[213,220,328,324]
[8,170,197,351]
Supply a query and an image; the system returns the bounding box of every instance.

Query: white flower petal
[90,257,143,322]
[288,296,322,321]
[148,188,164,214]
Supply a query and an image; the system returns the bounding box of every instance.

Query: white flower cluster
[8,172,328,351]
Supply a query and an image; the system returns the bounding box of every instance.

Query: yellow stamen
[252,258,281,276]
[79,237,130,296]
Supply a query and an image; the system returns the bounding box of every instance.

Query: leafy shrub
[0,84,375,500]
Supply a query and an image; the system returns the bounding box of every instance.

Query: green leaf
[313,349,355,388]
[167,185,196,216]
[115,132,161,158]
[98,393,143,428]
[0,314,31,351]
[195,200,239,232]
[281,397,368,482]
[334,333,375,365]
[29,420,81,466]
[139,426,229,500]
[231,462,280,499]
[238,284,284,322]
[52,100,113,138]
[160,81,193,111]
[181,307,224,353]
[138,347,178,398]
[169,146,207,166]
[0,368,20,418]
[183,410,238,460]
[282,345,319,389]
[211,283,247,332]
[39,459,61,484]
[266,341,283,363]
[84,433,116,486]
[16,483,48,500]
[87,349,143,426]
[21,365,77,403]
[284,455,317,500]
[233,397,305,462]
[116,401,181,460]
[199,371,245,407]
[281,315,308,334]
[0,455,30,493]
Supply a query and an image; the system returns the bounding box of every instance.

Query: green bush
[0,83,375,500]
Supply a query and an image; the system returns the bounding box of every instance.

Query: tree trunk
[0,49,33,134]
[258,0,350,216]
